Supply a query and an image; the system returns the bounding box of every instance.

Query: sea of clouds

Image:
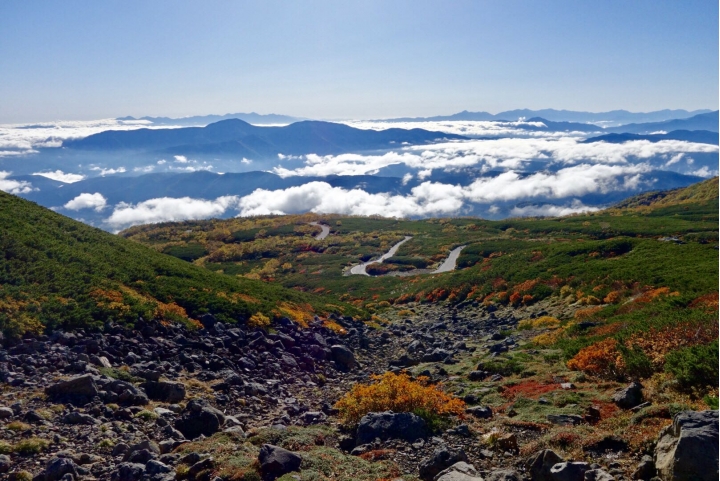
[0,119,717,230]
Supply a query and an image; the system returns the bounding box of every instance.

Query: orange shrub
[334,372,465,425]
[603,290,623,304]
[509,292,522,306]
[566,338,622,378]
[574,306,602,320]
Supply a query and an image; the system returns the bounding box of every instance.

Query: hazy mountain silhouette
[64,119,466,157]
[605,111,719,134]
[381,108,713,125]
[583,130,718,145]
[117,112,301,126]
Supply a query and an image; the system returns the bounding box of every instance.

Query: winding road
[347,237,466,277]
[309,222,331,240]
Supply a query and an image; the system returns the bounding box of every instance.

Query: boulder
[330,345,356,369]
[550,462,590,481]
[612,382,643,409]
[45,374,98,404]
[435,462,484,481]
[174,399,226,439]
[631,455,655,480]
[465,406,492,419]
[62,411,100,425]
[259,444,302,480]
[356,411,428,446]
[584,469,614,481]
[525,450,564,481]
[0,454,10,474]
[110,463,145,481]
[487,469,522,481]
[418,445,468,480]
[44,457,79,481]
[655,410,718,481]
[141,381,186,403]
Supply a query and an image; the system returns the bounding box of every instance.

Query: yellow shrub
[248,312,270,329]
[334,372,465,425]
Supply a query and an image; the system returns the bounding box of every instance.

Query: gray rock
[259,444,302,480]
[110,463,145,481]
[487,470,521,481]
[140,381,186,403]
[356,411,428,446]
[655,410,718,481]
[419,445,468,480]
[612,382,643,409]
[174,399,225,439]
[525,450,564,481]
[0,454,11,474]
[465,406,492,419]
[550,462,590,481]
[0,407,13,419]
[62,411,100,425]
[145,460,172,475]
[547,414,583,426]
[330,345,356,369]
[44,457,79,481]
[300,411,327,425]
[584,469,614,481]
[632,455,655,480]
[45,374,98,404]
[435,461,479,479]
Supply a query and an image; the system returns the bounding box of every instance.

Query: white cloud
[0,118,185,156]
[241,158,252,164]
[134,165,155,173]
[510,200,600,217]
[90,166,126,176]
[270,137,718,178]
[64,192,107,211]
[0,171,35,194]
[462,164,650,203]
[157,159,167,165]
[690,166,716,178]
[105,196,241,229]
[32,170,85,183]
[665,153,684,166]
[174,155,189,163]
[341,119,584,138]
[401,173,413,185]
[238,181,464,218]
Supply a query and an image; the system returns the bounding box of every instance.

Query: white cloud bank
[100,163,659,228]
[32,170,86,183]
[0,171,35,194]
[0,118,185,157]
[105,196,241,230]
[272,138,718,177]
[64,193,108,212]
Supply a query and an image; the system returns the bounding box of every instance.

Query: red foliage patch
[590,400,619,420]
[501,380,561,400]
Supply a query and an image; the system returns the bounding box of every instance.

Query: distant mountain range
[381,108,714,126]
[583,130,719,145]
[603,111,719,134]
[63,119,466,157]
[117,112,302,126]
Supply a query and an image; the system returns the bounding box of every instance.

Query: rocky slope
[0,299,716,480]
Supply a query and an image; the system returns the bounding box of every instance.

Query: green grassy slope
[0,192,360,338]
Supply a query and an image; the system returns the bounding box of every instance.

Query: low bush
[334,371,465,426]
[664,340,719,392]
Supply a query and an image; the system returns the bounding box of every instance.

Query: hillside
[612,176,719,209]
[0,191,361,338]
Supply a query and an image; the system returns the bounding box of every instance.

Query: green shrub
[665,340,719,392]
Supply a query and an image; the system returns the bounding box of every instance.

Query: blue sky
[0,0,717,122]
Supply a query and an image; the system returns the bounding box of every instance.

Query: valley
[0,178,716,480]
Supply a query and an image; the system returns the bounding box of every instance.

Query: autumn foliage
[334,372,465,425]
